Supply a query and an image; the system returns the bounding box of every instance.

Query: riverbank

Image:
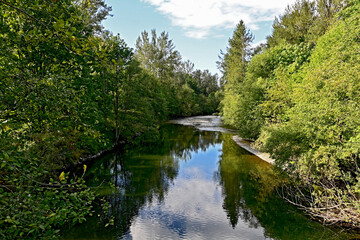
[64,118,355,240]
[169,115,360,234]
[169,115,275,165]
[232,136,275,165]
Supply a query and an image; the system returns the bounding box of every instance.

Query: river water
[64,116,352,239]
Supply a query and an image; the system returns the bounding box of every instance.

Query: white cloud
[251,39,267,49]
[129,174,265,239]
[185,29,210,39]
[141,0,297,39]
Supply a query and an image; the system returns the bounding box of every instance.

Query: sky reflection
[128,142,267,240]
[63,123,352,240]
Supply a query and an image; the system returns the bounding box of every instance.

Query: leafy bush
[257,0,360,226]
[0,163,95,239]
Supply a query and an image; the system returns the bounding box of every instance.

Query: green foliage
[267,0,348,47]
[135,30,181,82]
[257,43,313,123]
[284,1,360,180]
[135,30,220,118]
[1,1,221,238]
[218,20,253,87]
[218,20,255,137]
[267,0,316,46]
[220,0,360,226]
[267,0,360,226]
[221,29,313,139]
[0,160,96,239]
[259,0,360,179]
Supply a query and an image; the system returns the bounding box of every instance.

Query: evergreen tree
[218,20,254,129]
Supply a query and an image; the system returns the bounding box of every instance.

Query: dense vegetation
[219,0,360,227]
[0,0,220,238]
[2,0,359,237]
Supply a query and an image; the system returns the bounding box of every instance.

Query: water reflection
[159,124,222,161]
[63,124,352,240]
[215,134,278,229]
[215,135,351,239]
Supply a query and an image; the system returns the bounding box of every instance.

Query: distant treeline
[218,0,360,228]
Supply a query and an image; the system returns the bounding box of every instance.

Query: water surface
[64,118,351,239]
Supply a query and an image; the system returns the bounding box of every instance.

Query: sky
[102,0,297,75]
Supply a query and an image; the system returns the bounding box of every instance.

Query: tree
[192,69,220,96]
[218,20,254,130]
[135,29,181,83]
[255,0,360,226]
[309,0,349,40]
[267,0,349,46]
[267,0,316,46]
[135,30,220,117]
[218,20,254,86]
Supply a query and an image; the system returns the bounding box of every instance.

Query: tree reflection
[106,124,222,238]
[215,134,277,228]
[64,124,222,239]
[158,124,222,162]
[64,125,350,240]
[216,135,350,240]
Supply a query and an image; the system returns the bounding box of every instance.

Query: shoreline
[232,135,275,165]
[168,115,276,165]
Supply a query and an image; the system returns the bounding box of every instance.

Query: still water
[64,118,352,239]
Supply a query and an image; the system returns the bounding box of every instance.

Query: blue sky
[102,0,296,75]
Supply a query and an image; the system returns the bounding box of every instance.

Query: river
[64,116,352,239]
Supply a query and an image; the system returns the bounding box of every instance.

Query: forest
[0,0,220,238]
[1,0,360,238]
[219,0,360,229]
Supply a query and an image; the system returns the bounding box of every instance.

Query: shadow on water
[63,124,354,240]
